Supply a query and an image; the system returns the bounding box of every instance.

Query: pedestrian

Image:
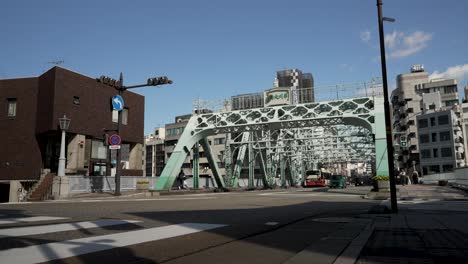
[399,170,405,185]
[178,169,185,190]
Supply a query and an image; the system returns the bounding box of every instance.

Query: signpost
[97,73,172,196]
[109,134,121,150]
[109,134,121,146]
[111,95,124,111]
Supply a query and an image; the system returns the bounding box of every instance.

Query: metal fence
[421,168,468,186]
[68,176,158,193]
[68,175,283,193]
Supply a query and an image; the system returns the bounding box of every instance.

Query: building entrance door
[91,162,107,176]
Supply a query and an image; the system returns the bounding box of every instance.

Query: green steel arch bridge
[154,95,389,191]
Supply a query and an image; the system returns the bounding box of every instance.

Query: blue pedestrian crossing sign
[111,95,124,111]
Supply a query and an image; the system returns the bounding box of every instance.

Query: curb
[333,222,374,264]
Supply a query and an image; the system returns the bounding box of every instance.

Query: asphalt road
[0,187,378,264]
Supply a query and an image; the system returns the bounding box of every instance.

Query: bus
[303,170,326,187]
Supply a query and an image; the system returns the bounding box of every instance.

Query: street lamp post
[97,73,172,196]
[376,0,398,213]
[58,114,71,177]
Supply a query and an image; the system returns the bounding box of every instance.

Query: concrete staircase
[28,173,55,201]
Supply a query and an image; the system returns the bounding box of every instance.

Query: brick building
[0,66,144,202]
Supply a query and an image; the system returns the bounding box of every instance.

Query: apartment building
[417,109,465,175]
[391,65,459,172]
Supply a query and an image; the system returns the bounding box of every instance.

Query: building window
[438,115,449,125]
[429,165,440,174]
[7,98,16,118]
[420,149,431,159]
[433,148,438,158]
[442,164,454,172]
[419,134,429,144]
[430,117,436,126]
[431,133,437,142]
[422,166,428,175]
[91,140,107,159]
[418,119,428,128]
[214,138,225,145]
[112,108,128,125]
[441,147,452,157]
[445,100,458,107]
[73,96,80,105]
[439,131,451,141]
[444,86,456,94]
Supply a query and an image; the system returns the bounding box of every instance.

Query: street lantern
[58,114,71,177]
[59,115,71,130]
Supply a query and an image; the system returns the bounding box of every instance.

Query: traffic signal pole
[115,73,124,196]
[97,73,172,196]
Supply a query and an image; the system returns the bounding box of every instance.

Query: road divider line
[0,223,226,264]
[0,219,141,238]
[0,216,69,225]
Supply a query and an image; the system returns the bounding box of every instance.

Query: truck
[303,170,326,187]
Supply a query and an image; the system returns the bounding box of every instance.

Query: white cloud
[360,31,371,43]
[384,31,403,49]
[430,64,468,83]
[384,31,432,58]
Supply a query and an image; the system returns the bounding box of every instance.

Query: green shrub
[372,175,389,181]
[136,180,149,184]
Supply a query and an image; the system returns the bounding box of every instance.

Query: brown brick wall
[0,77,42,180]
[0,67,145,181]
[50,67,144,144]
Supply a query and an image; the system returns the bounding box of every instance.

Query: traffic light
[400,136,407,148]
[97,75,120,87]
[147,76,173,86]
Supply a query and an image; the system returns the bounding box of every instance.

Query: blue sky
[2,0,468,135]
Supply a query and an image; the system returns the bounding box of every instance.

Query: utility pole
[97,74,172,196]
[376,0,398,213]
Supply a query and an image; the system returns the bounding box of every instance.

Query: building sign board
[264,88,291,107]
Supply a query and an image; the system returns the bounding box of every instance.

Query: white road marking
[265,222,279,226]
[0,197,218,205]
[0,219,141,238]
[259,192,358,197]
[0,223,226,264]
[73,197,218,202]
[258,192,289,196]
[0,216,69,225]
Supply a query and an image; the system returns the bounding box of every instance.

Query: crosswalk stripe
[0,216,69,225]
[0,219,141,238]
[0,223,226,264]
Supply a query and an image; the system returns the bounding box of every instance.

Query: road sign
[109,134,121,146]
[109,145,121,150]
[111,95,124,111]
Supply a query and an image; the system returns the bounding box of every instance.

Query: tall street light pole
[377,0,398,213]
[58,114,71,177]
[97,73,172,196]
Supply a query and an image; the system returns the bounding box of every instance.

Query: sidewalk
[356,185,468,264]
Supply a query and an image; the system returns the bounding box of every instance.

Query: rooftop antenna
[43,59,64,72]
[47,59,64,66]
